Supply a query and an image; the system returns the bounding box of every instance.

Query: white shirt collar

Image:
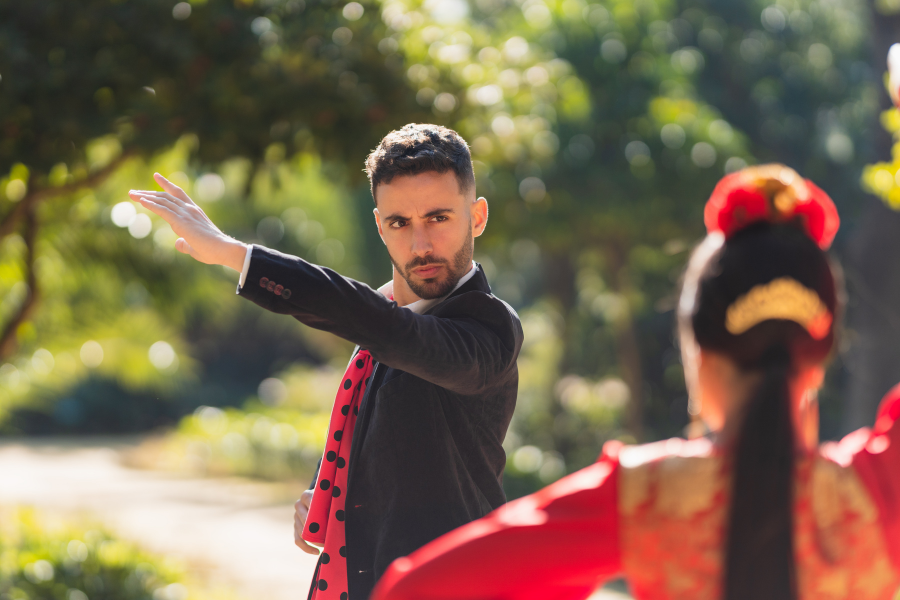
[378,261,477,314]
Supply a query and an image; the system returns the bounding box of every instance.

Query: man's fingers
[154,172,194,204]
[131,191,182,212]
[295,539,320,555]
[131,195,176,222]
[294,513,319,555]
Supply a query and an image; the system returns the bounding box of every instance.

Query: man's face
[374,171,488,301]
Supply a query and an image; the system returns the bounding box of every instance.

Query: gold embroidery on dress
[618,447,900,600]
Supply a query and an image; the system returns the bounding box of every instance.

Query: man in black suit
[130,124,523,599]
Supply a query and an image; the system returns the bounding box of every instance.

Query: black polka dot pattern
[304,349,374,599]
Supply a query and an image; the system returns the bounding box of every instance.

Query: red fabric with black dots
[304,349,374,600]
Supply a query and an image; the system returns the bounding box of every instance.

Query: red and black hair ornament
[704,164,840,250]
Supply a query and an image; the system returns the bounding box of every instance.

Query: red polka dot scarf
[304,349,375,600]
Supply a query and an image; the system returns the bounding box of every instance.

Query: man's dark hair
[364,123,475,204]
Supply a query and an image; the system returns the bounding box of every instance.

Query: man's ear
[472,197,488,237]
[373,208,386,245]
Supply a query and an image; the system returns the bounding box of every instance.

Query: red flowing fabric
[304,349,375,600]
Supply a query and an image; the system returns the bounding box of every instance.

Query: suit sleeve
[842,383,900,571]
[370,459,622,600]
[237,246,522,395]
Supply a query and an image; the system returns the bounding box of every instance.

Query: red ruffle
[704,170,839,250]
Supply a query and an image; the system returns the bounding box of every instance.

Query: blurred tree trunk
[0,204,38,360]
[543,251,578,457]
[0,153,131,360]
[843,5,900,432]
[607,242,645,441]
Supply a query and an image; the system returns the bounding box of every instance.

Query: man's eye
[390,220,407,228]
[431,216,448,222]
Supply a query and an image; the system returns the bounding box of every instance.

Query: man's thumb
[175,237,195,256]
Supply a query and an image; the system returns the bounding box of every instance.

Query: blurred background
[2,0,900,598]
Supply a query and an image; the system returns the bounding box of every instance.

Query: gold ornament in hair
[745,164,809,217]
[725,277,832,340]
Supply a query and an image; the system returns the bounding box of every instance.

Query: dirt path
[0,437,630,600]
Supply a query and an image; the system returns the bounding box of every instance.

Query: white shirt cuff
[238,244,253,289]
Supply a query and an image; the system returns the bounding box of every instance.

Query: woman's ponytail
[724,345,797,600]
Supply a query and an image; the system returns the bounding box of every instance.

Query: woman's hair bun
[704,164,840,250]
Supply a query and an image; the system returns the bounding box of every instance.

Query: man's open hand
[129,173,247,271]
[294,489,321,555]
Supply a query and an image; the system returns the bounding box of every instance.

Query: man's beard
[390,227,473,300]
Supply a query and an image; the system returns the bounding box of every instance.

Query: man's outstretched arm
[129,175,522,395]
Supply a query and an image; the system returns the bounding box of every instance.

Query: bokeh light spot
[149,341,177,370]
[129,213,153,239]
[433,92,457,112]
[691,142,717,168]
[196,173,225,202]
[513,445,543,473]
[80,341,103,368]
[343,2,364,21]
[601,39,627,64]
[660,124,685,149]
[5,179,26,202]
[333,27,353,46]
[111,202,137,227]
[259,377,288,406]
[172,2,191,20]
[519,177,546,203]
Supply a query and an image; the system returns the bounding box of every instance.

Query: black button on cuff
[281,288,292,299]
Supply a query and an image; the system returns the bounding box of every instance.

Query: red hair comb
[704,164,840,250]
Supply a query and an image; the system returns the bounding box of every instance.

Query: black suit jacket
[238,245,523,599]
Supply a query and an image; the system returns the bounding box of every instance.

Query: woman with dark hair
[370,165,900,600]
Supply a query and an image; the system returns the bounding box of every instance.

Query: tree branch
[0,203,39,361]
[0,150,136,243]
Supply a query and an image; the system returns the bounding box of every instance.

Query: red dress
[371,386,900,600]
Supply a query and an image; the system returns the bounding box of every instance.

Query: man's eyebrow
[422,207,455,218]
[382,207,455,221]
[382,211,411,222]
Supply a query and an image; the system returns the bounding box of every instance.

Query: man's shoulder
[431,289,522,332]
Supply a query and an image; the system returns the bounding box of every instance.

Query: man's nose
[410,224,433,257]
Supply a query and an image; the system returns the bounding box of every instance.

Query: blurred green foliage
[148,364,340,480]
[0,507,235,600]
[863,108,900,206]
[0,0,885,491]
